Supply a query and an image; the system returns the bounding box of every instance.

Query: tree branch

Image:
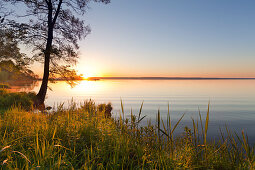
[45,0,49,6]
[52,0,62,25]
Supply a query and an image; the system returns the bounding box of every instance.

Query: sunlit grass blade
[171,113,185,134]
[120,99,125,120]
[241,130,254,168]
[157,109,161,144]
[0,145,11,153]
[137,115,146,124]
[198,107,204,141]
[167,103,171,136]
[204,102,210,145]
[191,117,198,155]
[138,101,144,121]
[12,151,31,163]
[161,118,168,137]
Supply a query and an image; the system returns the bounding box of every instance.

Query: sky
[33,0,255,77]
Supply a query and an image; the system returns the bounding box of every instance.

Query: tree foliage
[0,28,29,66]
[3,0,110,79]
[0,60,37,81]
[0,6,36,81]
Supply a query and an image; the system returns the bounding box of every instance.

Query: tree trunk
[35,50,50,107]
[35,2,54,107]
[35,35,53,107]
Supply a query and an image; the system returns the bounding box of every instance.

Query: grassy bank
[0,98,254,169]
[0,84,9,89]
[0,88,36,112]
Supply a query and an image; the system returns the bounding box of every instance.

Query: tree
[0,27,30,66]
[0,1,9,23]
[0,5,36,81]
[3,0,110,106]
[0,60,37,81]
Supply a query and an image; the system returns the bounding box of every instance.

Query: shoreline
[33,77,255,81]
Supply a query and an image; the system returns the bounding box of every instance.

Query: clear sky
[40,0,255,77]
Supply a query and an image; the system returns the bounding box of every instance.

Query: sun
[82,75,89,80]
[81,73,93,80]
[78,66,103,80]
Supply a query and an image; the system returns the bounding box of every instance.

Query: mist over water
[18,79,255,143]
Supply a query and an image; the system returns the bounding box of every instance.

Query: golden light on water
[73,81,105,94]
[45,80,111,97]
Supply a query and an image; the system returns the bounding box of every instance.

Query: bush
[0,84,9,89]
[0,89,36,110]
[97,103,112,118]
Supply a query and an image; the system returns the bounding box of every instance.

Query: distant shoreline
[88,77,255,80]
[35,77,255,81]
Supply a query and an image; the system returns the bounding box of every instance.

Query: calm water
[18,79,255,143]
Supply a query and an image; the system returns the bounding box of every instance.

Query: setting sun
[82,75,89,80]
[78,65,103,79]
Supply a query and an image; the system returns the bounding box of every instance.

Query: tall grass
[0,99,254,169]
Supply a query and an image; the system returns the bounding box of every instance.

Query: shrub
[97,103,112,118]
[0,89,36,110]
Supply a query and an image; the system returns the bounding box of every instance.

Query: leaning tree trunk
[35,5,54,107]
[35,48,51,107]
[35,34,53,107]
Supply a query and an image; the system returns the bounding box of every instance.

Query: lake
[15,79,255,143]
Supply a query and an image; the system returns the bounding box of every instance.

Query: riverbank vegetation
[0,88,36,111]
[0,92,254,169]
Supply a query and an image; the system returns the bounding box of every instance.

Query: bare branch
[52,0,62,25]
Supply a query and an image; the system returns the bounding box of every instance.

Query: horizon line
[87,76,255,80]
